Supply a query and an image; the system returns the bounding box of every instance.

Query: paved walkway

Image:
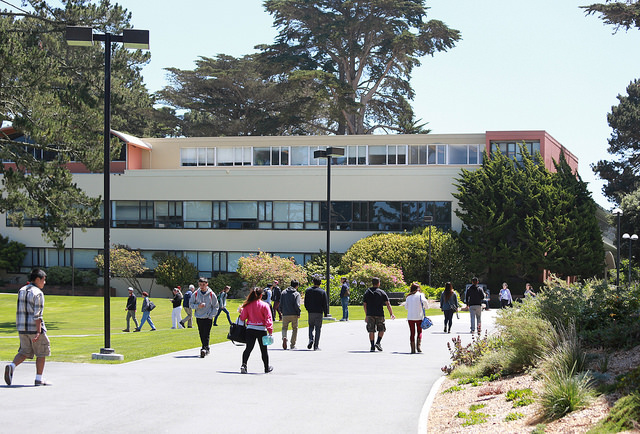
[2,309,497,434]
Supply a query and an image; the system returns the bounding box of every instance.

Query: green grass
[0,293,434,363]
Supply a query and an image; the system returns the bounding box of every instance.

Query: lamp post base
[91,347,124,361]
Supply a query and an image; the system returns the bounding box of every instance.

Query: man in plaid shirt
[5,268,51,386]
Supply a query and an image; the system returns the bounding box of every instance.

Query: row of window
[22,248,315,274]
[111,200,452,231]
[180,144,482,167]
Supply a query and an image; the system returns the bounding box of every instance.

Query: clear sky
[27,1,640,208]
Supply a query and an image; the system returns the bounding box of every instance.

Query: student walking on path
[304,276,329,351]
[123,287,139,332]
[404,282,428,353]
[239,287,274,374]
[280,279,301,350]
[440,282,459,334]
[213,285,232,326]
[339,277,350,321]
[135,292,156,332]
[499,282,513,308]
[171,287,184,329]
[180,284,194,328]
[190,277,219,358]
[465,277,485,334]
[363,277,395,352]
[5,268,52,386]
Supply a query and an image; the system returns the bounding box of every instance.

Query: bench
[387,292,406,305]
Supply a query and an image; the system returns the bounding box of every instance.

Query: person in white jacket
[404,282,429,354]
[499,282,513,308]
[189,277,219,358]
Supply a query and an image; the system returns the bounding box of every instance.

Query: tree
[236,252,306,288]
[153,254,198,294]
[0,233,25,271]
[591,79,640,202]
[158,54,320,136]
[258,0,461,134]
[583,1,640,32]
[94,244,148,294]
[0,0,161,247]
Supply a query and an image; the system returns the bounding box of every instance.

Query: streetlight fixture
[66,26,149,360]
[424,215,433,287]
[612,207,623,288]
[622,233,638,286]
[314,146,344,318]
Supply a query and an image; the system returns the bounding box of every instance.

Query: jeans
[282,315,299,347]
[340,296,349,320]
[126,309,138,330]
[139,311,155,330]
[242,328,269,370]
[196,318,213,350]
[214,307,231,325]
[443,309,454,331]
[469,305,482,332]
[308,312,323,348]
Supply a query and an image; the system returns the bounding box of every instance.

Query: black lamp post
[613,207,623,288]
[424,215,433,287]
[66,26,149,359]
[314,147,344,318]
[622,232,638,286]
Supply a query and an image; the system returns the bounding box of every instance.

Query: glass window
[253,148,270,166]
[228,202,257,219]
[449,144,468,164]
[370,201,401,230]
[155,201,182,228]
[291,146,309,166]
[235,147,252,165]
[280,147,289,165]
[181,148,197,166]
[368,146,386,165]
[217,148,233,166]
[469,145,479,164]
[185,201,212,228]
[273,202,289,222]
[409,145,427,165]
[114,201,140,223]
[198,252,212,272]
[428,145,446,164]
[74,249,100,268]
[388,145,397,165]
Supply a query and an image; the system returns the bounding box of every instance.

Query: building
[1,129,578,295]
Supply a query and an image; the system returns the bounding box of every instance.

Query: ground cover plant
[0,293,425,363]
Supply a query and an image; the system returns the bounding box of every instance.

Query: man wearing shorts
[5,268,52,386]
[363,277,395,352]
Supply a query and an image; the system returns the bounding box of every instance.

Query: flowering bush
[347,261,405,291]
[237,252,307,288]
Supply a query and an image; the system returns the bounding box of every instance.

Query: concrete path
[2,309,497,434]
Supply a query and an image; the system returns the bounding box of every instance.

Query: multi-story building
[1,129,578,295]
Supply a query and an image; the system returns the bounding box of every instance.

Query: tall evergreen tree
[583,1,640,32]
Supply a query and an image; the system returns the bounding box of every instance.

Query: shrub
[45,266,97,286]
[208,273,246,298]
[589,392,640,433]
[504,412,525,422]
[347,261,405,291]
[237,252,307,289]
[540,367,595,420]
[537,322,587,377]
[442,333,493,374]
[506,388,536,408]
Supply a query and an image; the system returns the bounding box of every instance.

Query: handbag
[421,308,433,330]
[227,317,247,345]
[148,301,156,311]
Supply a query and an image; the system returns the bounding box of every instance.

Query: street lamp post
[314,147,344,318]
[622,233,638,286]
[66,26,149,360]
[613,207,623,288]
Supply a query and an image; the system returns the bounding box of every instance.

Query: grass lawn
[0,293,441,363]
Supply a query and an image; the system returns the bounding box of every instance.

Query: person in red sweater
[239,287,274,374]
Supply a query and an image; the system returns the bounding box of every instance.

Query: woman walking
[171,287,184,329]
[404,283,428,354]
[499,282,513,308]
[440,282,459,334]
[135,292,156,331]
[238,287,273,374]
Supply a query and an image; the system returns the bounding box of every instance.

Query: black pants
[196,318,213,350]
[242,328,269,369]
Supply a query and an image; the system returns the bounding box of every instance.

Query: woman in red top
[239,287,274,374]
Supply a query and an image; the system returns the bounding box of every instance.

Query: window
[227,201,258,229]
[253,148,271,166]
[346,146,367,165]
[428,145,446,164]
[409,145,427,165]
[184,201,212,228]
[180,148,215,166]
[491,141,540,162]
[291,146,309,166]
[368,146,386,165]
[114,201,153,227]
[448,144,468,164]
[155,201,183,228]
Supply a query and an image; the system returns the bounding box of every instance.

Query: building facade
[1,130,578,295]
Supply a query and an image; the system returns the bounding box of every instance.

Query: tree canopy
[0,0,171,247]
[583,1,640,32]
[454,148,603,287]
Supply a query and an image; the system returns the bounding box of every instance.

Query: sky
[15,0,640,209]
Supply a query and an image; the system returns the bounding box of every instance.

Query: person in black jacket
[304,277,328,351]
[280,280,301,350]
[123,287,138,332]
[465,277,486,334]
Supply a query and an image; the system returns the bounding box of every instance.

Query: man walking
[272,280,282,321]
[339,277,350,321]
[280,279,301,350]
[363,277,395,352]
[180,284,194,328]
[465,277,486,334]
[213,285,232,326]
[5,268,52,386]
[189,277,219,358]
[123,287,138,332]
[304,276,328,350]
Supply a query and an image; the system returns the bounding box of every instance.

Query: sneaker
[206,348,210,355]
[290,344,296,350]
[282,337,288,350]
[179,321,184,328]
[213,323,218,326]
[122,329,129,332]
[133,328,140,332]
[370,346,376,352]
[200,349,206,358]
[313,347,320,351]
[150,328,156,331]
[34,379,52,386]
[240,364,247,374]
[307,340,313,350]
[265,365,274,374]
[4,364,13,386]
[375,343,383,352]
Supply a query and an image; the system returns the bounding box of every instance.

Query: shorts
[18,333,51,358]
[366,316,386,333]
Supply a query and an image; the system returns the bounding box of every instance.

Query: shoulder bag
[421,308,433,329]
[227,317,247,345]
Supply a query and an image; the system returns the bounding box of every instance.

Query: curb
[418,374,446,433]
